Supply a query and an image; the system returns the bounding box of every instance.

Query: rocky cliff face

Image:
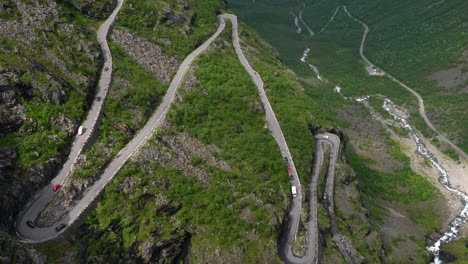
[0,147,64,229]
[111,28,179,84]
[34,25,181,227]
[64,0,118,19]
[0,231,45,264]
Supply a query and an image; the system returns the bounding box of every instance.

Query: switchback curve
[15,13,302,254]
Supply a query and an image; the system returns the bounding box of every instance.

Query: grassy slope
[0,5,104,167]
[118,0,223,59]
[69,0,223,179]
[440,239,468,263]
[50,23,291,263]
[237,22,337,183]
[27,0,453,262]
[230,0,467,154]
[317,0,467,152]
[230,0,448,262]
[36,1,336,259]
[70,42,167,179]
[169,28,287,260]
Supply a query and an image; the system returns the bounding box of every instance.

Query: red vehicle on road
[53,184,60,192]
[287,167,293,173]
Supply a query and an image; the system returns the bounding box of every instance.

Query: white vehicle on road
[291,186,297,197]
[323,135,328,139]
[78,126,84,136]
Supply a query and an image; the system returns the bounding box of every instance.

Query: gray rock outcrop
[111,28,178,84]
[0,231,46,264]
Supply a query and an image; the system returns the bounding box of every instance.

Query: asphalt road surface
[343,6,467,161]
[15,12,303,249]
[322,134,357,264]
[15,0,125,242]
[278,134,325,264]
[279,133,356,264]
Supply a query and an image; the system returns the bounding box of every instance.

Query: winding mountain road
[279,134,324,264]
[16,0,125,242]
[16,11,304,254]
[322,134,357,264]
[343,6,467,161]
[279,133,356,264]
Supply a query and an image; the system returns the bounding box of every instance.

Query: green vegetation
[72,42,167,179]
[75,28,290,262]
[0,2,105,168]
[230,0,467,153]
[0,0,20,20]
[316,144,330,206]
[61,0,118,20]
[335,165,384,262]
[169,32,285,180]
[348,149,435,203]
[347,150,442,231]
[237,22,337,183]
[118,0,224,59]
[0,95,82,166]
[230,1,457,261]
[441,145,460,161]
[83,164,186,251]
[3,0,460,262]
[36,241,76,264]
[381,129,410,164]
[440,239,468,263]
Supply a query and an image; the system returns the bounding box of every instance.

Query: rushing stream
[308,64,324,81]
[300,48,310,62]
[289,5,467,262]
[382,98,468,264]
[291,12,302,34]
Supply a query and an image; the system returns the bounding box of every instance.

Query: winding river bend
[382,99,468,263]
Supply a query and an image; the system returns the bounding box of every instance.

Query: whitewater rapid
[300,48,310,62]
[382,98,468,264]
[291,12,302,34]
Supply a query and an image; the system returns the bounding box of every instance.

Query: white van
[291,186,297,197]
[78,126,84,136]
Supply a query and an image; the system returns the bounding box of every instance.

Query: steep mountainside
[27,6,333,261]
[1,0,465,263]
[231,0,468,156]
[1,0,336,261]
[0,0,116,231]
[230,0,467,262]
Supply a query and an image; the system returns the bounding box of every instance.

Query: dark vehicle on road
[329,212,334,220]
[26,221,35,228]
[96,96,101,101]
[104,67,109,71]
[289,175,294,181]
[55,223,67,232]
